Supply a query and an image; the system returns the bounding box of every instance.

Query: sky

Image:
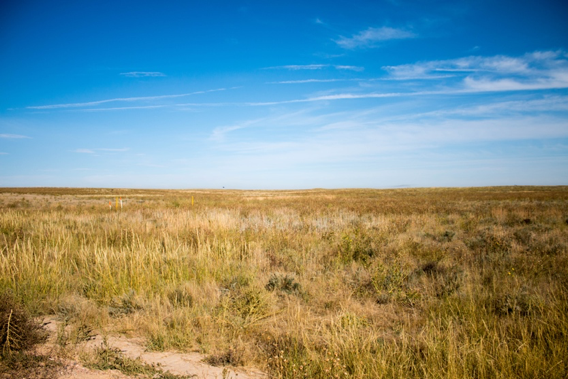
[1,0,568,189]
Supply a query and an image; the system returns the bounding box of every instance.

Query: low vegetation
[0,292,58,378]
[0,186,567,378]
[84,338,193,379]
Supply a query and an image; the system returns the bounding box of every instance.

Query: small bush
[266,273,301,295]
[230,288,269,320]
[0,293,56,379]
[338,229,377,264]
[0,293,47,355]
[108,289,144,317]
[0,351,60,379]
[204,347,244,367]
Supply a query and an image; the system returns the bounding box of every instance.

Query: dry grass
[1,186,567,378]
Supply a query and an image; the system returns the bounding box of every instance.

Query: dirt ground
[39,317,267,379]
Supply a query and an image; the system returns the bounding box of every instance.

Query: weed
[0,293,56,378]
[0,351,60,379]
[204,347,244,366]
[85,339,194,378]
[265,273,301,295]
[0,292,47,355]
[108,289,144,317]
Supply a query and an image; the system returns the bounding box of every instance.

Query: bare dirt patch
[40,317,266,379]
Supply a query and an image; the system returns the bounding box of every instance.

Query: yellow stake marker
[116,197,119,210]
[192,196,194,206]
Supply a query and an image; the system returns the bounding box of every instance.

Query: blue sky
[1,0,568,189]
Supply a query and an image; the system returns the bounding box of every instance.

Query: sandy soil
[40,317,266,379]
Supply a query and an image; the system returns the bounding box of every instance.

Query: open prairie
[1,187,567,378]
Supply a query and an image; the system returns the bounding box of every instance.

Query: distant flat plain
[1,186,567,378]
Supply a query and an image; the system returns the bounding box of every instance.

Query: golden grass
[1,186,567,378]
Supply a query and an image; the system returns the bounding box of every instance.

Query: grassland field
[1,186,567,378]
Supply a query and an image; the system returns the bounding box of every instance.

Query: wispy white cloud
[0,134,30,139]
[210,105,568,172]
[462,76,568,92]
[174,102,234,107]
[79,105,168,112]
[259,51,568,105]
[264,64,364,71]
[204,116,568,187]
[383,50,568,91]
[27,88,227,110]
[23,51,568,116]
[372,96,568,123]
[335,26,415,49]
[334,65,364,71]
[269,76,383,85]
[210,108,319,140]
[0,152,8,155]
[74,149,95,154]
[247,91,420,106]
[269,79,347,84]
[265,64,326,70]
[461,96,568,114]
[120,71,166,77]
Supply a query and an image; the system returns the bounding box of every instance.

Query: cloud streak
[21,51,568,115]
[335,26,415,49]
[335,65,364,71]
[268,79,349,84]
[78,105,168,112]
[384,96,568,121]
[266,64,326,70]
[246,92,409,106]
[265,64,364,71]
[27,88,227,110]
[0,134,30,139]
[120,71,166,77]
[383,50,568,88]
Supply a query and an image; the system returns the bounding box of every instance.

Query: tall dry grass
[1,187,567,378]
